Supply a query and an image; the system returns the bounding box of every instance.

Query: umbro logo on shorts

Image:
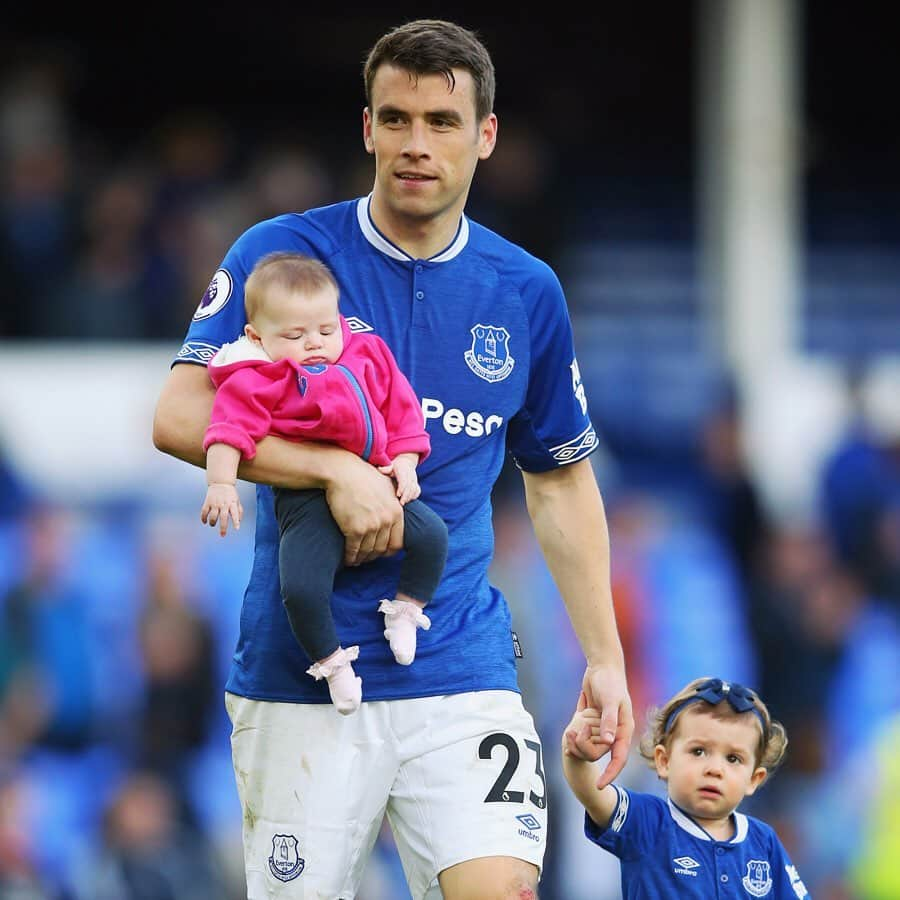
[516,814,542,843]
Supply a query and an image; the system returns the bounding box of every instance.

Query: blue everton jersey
[176,195,598,702]
[587,788,810,899]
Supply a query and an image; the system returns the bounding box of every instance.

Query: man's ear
[363,107,375,155]
[477,113,498,160]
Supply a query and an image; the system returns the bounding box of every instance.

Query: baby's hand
[378,454,421,505]
[563,692,608,762]
[201,483,243,537]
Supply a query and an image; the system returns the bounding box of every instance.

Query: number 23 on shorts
[479,732,547,808]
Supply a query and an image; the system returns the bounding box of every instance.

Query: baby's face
[655,707,766,825]
[248,284,343,365]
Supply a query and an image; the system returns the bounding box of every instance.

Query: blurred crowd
[0,58,567,345]
[1,47,900,900]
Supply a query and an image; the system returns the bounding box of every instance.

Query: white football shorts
[225,689,548,899]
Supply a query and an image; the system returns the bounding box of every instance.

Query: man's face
[363,64,497,226]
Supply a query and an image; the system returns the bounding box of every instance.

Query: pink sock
[378,599,431,666]
[306,646,362,715]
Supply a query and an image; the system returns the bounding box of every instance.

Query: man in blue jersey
[153,18,632,899]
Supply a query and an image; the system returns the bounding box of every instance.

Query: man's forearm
[523,461,624,667]
[153,363,347,491]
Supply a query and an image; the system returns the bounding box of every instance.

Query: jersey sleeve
[584,787,666,862]
[173,217,318,367]
[768,830,810,898]
[369,336,431,462]
[505,265,598,472]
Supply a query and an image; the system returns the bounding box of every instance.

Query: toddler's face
[655,707,766,825]
[247,284,343,365]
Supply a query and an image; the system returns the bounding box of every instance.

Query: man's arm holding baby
[153,362,403,564]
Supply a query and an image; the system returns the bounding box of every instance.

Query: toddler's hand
[201,483,243,537]
[563,692,608,762]
[378,456,421,505]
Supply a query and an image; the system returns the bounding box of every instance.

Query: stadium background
[1,3,899,897]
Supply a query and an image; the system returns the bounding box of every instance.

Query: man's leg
[225,693,397,898]
[385,691,547,900]
[438,857,539,900]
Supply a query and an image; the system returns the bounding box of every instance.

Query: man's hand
[201,483,243,537]
[325,454,404,566]
[580,663,634,789]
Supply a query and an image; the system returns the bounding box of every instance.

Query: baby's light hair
[638,676,788,773]
[244,251,339,323]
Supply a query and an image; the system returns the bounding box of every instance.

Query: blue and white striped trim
[610,785,629,833]
[356,194,469,262]
[176,340,221,365]
[549,424,598,465]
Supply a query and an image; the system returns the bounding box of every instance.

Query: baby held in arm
[200,251,448,714]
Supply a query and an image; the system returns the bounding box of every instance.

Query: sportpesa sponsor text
[420,397,503,437]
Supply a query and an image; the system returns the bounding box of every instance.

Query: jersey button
[416,291,424,300]
[415,264,423,273]
[716,847,724,855]
[720,874,729,883]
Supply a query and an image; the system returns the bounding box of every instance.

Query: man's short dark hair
[364,19,495,122]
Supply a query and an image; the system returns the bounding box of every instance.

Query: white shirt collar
[667,797,749,843]
[355,194,469,262]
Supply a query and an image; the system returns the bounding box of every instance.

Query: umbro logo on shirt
[344,316,374,333]
[673,856,700,877]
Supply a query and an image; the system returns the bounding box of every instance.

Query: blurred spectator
[0,59,79,338]
[46,167,159,339]
[0,769,63,899]
[692,382,771,590]
[0,435,30,522]
[0,505,95,758]
[820,363,900,602]
[70,770,229,900]
[824,591,900,768]
[135,550,217,792]
[747,526,843,772]
[469,118,563,265]
[245,144,335,222]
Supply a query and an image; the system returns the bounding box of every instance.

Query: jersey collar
[356,194,469,262]
[667,798,749,843]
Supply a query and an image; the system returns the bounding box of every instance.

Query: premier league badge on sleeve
[268,833,305,882]
[193,269,233,321]
[465,324,515,383]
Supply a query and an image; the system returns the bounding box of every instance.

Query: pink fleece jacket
[203,316,430,466]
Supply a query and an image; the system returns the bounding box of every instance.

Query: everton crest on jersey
[465,324,515,382]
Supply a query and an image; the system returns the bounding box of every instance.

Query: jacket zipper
[336,365,374,461]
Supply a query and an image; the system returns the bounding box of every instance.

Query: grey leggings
[273,488,448,663]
